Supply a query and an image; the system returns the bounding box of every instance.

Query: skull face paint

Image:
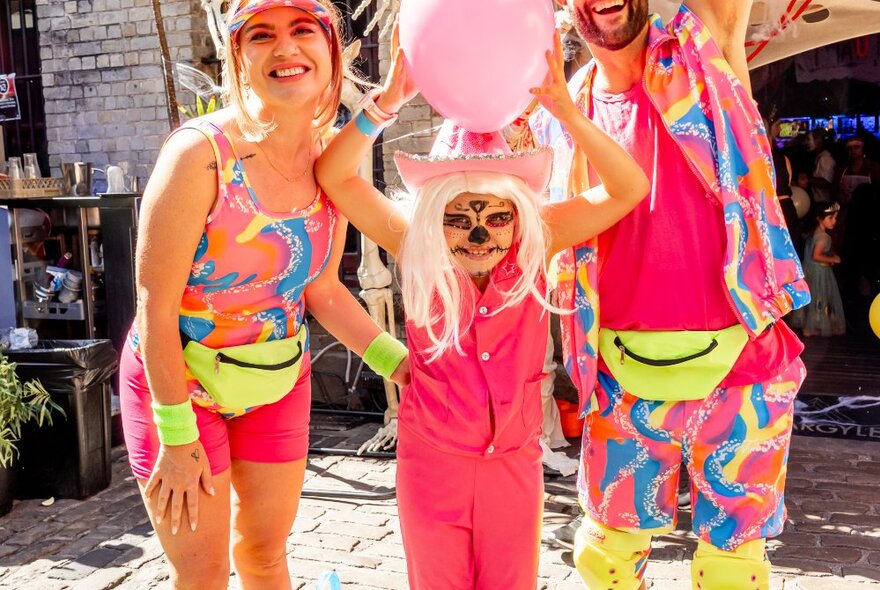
[443,192,516,278]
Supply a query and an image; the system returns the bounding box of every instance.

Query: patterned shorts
[578,358,806,550]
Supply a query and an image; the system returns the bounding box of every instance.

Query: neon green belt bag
[597,325,749,401]
[181,325,308,409]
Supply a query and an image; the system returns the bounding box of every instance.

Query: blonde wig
[398,171,555,362]
[222,0,345,141]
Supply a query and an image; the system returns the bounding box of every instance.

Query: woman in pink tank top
[316,35,648,589]
[118,2,408,588]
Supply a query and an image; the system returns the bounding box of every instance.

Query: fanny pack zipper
[213,340,304,374]
[615,336,718,366]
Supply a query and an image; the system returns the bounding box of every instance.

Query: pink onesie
[396,250,547,590]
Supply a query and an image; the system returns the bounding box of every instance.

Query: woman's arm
[135,125,219,532]
[313,115,408,257]
[137,131,216,408]
[314,27,418,258]
[304,215,409,386]
[531,37,650,256]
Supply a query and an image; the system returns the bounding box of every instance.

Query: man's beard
[571,0,649,51]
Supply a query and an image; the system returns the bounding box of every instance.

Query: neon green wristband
[151,400,199,446]
[362,332,408,380]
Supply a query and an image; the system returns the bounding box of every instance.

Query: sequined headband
[228,0,332,45]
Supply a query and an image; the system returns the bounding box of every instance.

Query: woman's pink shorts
[119,343,312,480]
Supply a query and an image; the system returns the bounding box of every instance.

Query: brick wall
[35,0,215,183]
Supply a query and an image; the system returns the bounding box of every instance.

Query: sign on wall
[0,74,21,122]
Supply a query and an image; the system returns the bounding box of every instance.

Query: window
[0,0,47,173]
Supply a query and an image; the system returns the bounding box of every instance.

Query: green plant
[0,353,64,468]
[178,94,218,119]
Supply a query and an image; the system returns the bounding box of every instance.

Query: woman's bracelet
[362,332,408,380]
[151,400,199,446]
[358,88,398,121]
[354,110,397,137]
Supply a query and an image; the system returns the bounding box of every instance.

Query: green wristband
[362,332,408,380]
[151,400,199,446]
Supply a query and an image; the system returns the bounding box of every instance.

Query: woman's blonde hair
[398,172,557,362]
[222,0,345,141]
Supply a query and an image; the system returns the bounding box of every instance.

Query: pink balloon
[399,0,555,133]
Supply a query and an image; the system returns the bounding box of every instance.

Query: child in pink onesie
[315,36,648,589]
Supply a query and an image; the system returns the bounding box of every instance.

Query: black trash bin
[4,340,118,500]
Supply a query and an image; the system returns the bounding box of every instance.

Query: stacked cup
[33,283,57,303]
[58,270,83,303]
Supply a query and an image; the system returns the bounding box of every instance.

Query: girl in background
[792,201,846,336]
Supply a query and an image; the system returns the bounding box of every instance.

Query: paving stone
[840,566,880,584]
[70,566,132,590]
[772,558,835,575]
[45,560,98,582]
[0,538,66,565]
[76,545,127,568]
[772,544,864,565]
[829,513,880,528]
[50,531,112,560]
[108,535,165,569]
[291,517,321,534]
[320,509,390,527]
[288,532,362,553]
[293,545,382,569]
[797,578,875,590]
[818,534,880,551]
[314,521,392,541]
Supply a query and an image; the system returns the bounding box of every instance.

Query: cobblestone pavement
[1,421,879,590]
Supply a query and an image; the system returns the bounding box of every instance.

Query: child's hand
[529,33,578,124]
[376,20,419,116]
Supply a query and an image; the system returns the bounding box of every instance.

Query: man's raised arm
[685,0,754,95]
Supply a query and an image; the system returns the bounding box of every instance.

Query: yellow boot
[573,517,654,590]
[691,539,771,590]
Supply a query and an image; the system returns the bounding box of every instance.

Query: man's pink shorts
[119,343,312,480]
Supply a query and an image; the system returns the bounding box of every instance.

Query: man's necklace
[255,139,313,183]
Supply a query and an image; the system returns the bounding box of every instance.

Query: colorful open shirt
[530,6,810,415]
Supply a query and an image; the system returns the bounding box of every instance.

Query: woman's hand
[375,21,419,116]
[144,440,215,534]
[390,355,411,388]
[530,33,579,125]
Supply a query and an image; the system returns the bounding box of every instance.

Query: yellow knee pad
[573,517,653,590]
[691,539,771,590]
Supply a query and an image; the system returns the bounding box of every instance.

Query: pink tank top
[589,85,802,386]
[590,85,736,330]
[178,120,336,348]
[127,120,336,417]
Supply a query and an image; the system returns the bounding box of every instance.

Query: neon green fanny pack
[598,325,749,401]
[182,325,308,409]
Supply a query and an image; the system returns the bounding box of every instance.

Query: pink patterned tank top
[179,119,336,349]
